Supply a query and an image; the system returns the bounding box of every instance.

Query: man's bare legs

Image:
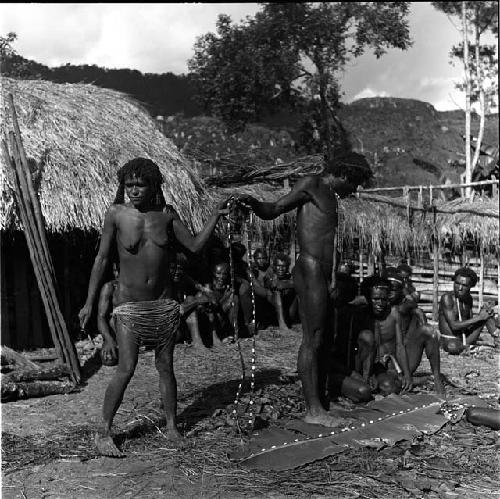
[95,324,139,457]
[405,322,445,395]
[273,291,294,334]
[155,341,183,441]
[294,257,348,427]
[185,308,206,350]
[355,330,375,383]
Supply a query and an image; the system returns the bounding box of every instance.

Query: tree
[188,2,413,163]
[432,1,498,199]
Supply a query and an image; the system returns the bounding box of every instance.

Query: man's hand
[478,307,493,321]
[234,195,255,211]
[101,338,118,365]
[328,281,339,300]
[78,304,92,331]
[400,373,413,392]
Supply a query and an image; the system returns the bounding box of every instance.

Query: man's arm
[172,200,229,254]
[394,315,412,390]
[239,177,312,220]
[441,294,490,332]
[79,206,117,329]
[97,282,115,342]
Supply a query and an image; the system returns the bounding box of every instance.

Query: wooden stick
[9,101,81,382]
[478,246,484,312]
[9,94,56,283]
[432,240,440,321]
[2,139,65,363]
[360,179,498,193]
[6,134,80,382]
[357,192,497,217]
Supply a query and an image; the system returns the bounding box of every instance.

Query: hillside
[338,98,499,187]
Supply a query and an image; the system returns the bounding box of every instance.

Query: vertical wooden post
[492,182,498,197]
[367,252,375,276]
[429,185,433,206]
[433,240,440,321]
[417,186,423,208]
[290,221,296,265]
[478,245,484,312]
[358,238,364,285]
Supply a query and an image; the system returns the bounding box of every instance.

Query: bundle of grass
[436,194,499,250]
[0,77,213,233]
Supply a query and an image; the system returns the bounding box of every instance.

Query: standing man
[79,158,230,456]
[439,267,497,354]
[236,158,371,426]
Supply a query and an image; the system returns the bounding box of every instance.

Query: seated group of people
[327,264,500,403]
[97,243,300,359]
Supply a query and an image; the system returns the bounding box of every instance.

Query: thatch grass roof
[436,195,499,249]
[1,77,213,233]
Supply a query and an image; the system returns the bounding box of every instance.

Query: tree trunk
[462,1,472,200]
[471,10,485,178]
[318,65,333,165]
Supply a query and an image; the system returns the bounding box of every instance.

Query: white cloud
[350,88,390,101]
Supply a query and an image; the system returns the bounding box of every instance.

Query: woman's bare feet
[94,433,125,457]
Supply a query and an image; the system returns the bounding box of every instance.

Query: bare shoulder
[293,175,319,191]
[440,292,454,307]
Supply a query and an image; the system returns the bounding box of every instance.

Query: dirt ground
[2,325,500,499]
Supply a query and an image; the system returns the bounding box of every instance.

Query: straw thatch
[211,183,498,256]
[0,77,213,233]
[436,195,499,249]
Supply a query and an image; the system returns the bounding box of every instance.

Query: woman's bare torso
[112,205,176,306]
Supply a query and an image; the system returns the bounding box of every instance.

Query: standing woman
[79,158,230,456]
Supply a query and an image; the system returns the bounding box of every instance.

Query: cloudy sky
[1,3,497,111]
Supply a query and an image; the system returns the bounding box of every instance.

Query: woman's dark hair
[454,267,478,287]
[113,157,166,208]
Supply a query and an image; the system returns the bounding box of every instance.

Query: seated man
[396,263,426,324]
[169,253,213,349]
[264,253,299,333]
[383,267,445,395]
[250,248,276,329]
[328,272,372,403]
[354,276,413,396]
[439,267,498,354]
[197,261,239,345]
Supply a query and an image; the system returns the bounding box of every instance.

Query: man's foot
[94,433,125,458]
[191,341,209,351]
[278,324,294,335]
[303,412,353,428]
[164,428,186,447]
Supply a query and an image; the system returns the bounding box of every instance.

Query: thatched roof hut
[1,77,213,233]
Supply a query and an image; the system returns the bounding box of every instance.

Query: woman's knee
[354,384,372,402]
[421,324,439,342]
[378,375,401,395]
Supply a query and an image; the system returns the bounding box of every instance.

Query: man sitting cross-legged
[264,253,299,333]
[197,261,239,346]
[354,276,413,396]
[169,253,215,350]
[250,248,276,329]
[439,267,499,354]
[383,267,445,395]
